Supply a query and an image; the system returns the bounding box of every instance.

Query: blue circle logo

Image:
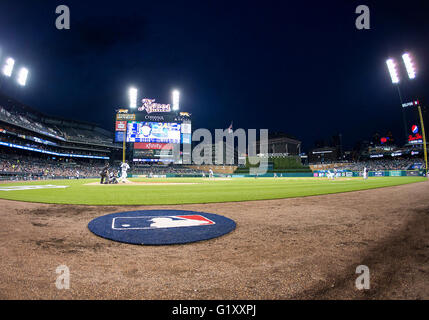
[88,210,236,245]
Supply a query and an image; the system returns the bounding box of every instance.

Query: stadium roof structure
[0,92,102,130]
[268,131,300,141]
[0,91,117,147]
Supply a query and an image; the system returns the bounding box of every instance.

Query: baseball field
[0,176,428,300]
[0,176,425,205]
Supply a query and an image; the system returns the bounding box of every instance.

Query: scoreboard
[126,122,181,144]
[114,101,191,163]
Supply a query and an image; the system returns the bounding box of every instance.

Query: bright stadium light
[386,58,400,84]
[402,53,416,79]
[129,87,138,109]
[172,89,180,111]
[2,57,15,77]
[17,67,29,86]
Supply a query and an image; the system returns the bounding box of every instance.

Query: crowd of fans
[0,149,426,182]
[0,152,208,181]
[132,164,205,176]
[0,153,105,180]
[339,159,424,171]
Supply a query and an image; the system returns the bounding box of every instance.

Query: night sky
[0,0,428,151]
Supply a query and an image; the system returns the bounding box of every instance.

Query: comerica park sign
[138,98,171,113]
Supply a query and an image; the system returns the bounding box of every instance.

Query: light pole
[417,104,427,175]
[386,53,428,175]
[386,58,408,141]
[401,53,428,175]
[123,87,138,163]
[172,89,180,111]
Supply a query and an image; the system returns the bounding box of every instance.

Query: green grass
[0,176,425,205]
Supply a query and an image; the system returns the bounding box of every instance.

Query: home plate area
[88,209,236,245]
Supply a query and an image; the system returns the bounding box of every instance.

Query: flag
[227,121,233,134]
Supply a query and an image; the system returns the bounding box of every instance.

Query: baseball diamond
[0,1,428,307]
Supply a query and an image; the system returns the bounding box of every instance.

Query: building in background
[255,132,301,157]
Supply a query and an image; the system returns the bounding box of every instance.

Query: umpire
[100,163,109,184]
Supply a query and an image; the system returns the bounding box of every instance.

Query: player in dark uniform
[109,170,119,184]
[100,163,109,184]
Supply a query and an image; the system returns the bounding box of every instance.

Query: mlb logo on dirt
[112,215,215,230]
[88,209,236,245]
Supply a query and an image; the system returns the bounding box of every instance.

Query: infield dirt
[0,181,428,299]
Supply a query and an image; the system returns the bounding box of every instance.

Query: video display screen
[127,121,181,143]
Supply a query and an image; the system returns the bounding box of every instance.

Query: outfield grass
[0,176,426,205]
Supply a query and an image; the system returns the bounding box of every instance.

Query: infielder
[119,161,130,183]
[209,168,214,179]
[363,167,368,180]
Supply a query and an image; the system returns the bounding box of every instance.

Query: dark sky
[0,0,428,151]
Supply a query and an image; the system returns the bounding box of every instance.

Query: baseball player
[119,161,130,183]
[209,168,214,179]
[100,163,109,184]
[327,170,334,180]
[109,170,119,184]
[363,167,368,180]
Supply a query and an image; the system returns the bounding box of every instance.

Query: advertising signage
[116,113,136,121]
[138,98,171,113]
[115,121,127,132]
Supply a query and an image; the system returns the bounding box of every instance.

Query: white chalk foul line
[0,185,69,191]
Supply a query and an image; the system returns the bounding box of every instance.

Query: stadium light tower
[402,53,416,80]
[2,57,15,77]
[17,67,29,86]
[386,58,400,84]
[386,57,408,141]
[129,87,138,109]
[172,89,180,111]
[400,52,427,176]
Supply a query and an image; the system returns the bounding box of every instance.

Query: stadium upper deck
[0,92,122,160]
[0,92,118,147]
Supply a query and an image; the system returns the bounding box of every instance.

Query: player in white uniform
[209,168,214,179]
[327,170,334,180]
[363,167,368,180]
[119,161,130,183]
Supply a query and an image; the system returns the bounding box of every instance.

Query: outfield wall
[129,170,426,178]
[166,170,425,178]
[313,170,425,177]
